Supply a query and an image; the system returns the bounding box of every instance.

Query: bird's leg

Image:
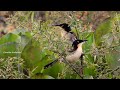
[79,53,85,79]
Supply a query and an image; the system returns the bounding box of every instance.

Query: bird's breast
[66,48,83,63]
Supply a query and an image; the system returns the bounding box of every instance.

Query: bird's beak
[81,40,87,44]
[83,40,88,42]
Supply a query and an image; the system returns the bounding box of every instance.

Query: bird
[44,39,87,69]
[66,39,87,62]
[52,23,77,42]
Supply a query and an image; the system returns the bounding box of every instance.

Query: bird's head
[72,39,87,50]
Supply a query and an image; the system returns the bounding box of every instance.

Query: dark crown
[72,39,87,50]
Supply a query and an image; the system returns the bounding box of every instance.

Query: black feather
[72,40,87,51]
[53,23,71,32]
[44,59,58,69]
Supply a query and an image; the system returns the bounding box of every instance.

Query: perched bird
[52,23,77,42]
[44,39,87,69]
[66,39,87,63]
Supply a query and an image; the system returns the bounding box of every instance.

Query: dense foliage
[0,11,120,79]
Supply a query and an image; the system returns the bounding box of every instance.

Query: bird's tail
[52,24,61,26]
[44,59,59,69]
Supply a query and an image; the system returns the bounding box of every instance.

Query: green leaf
[21,41,42,69]
[83,32,94,52]
[0,33,20,45]
[43,62,65,78]
[0,42,20,58]
[105,46,120,69]
[84,65,97,77]
[94,19,112,46]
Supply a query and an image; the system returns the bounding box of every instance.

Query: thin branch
[104,66,120,76]
[62,58,83,78]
